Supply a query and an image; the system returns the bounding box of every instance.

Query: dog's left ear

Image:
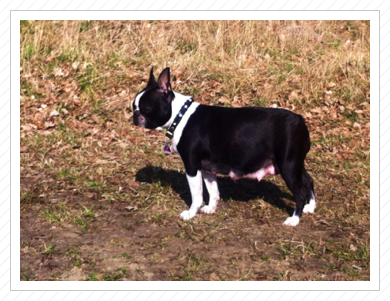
[157,67,172,94]
[147,67,157,87]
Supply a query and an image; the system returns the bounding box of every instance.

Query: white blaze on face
[133,91,144,112]
[133,91,147,127]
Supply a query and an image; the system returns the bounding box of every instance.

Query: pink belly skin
[229,164,277,182]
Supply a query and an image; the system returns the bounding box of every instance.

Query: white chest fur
[161,92,200,153]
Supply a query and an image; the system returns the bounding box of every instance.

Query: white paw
[303,203,316,214]
[200,205,217,214]
[283,215,300,226]
[179,210,195,220]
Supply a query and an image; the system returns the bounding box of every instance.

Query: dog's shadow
[135,165,294,214]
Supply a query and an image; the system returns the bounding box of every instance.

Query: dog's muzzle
[133,110,146,127]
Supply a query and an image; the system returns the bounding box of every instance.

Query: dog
[133,67,315,226]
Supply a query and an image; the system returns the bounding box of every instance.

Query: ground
[20,125,370,281]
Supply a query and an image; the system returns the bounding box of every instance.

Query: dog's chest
[171,102,200,153]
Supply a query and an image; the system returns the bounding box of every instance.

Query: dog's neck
[158,92,196,130]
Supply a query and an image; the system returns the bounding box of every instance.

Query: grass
[20,20,370,281]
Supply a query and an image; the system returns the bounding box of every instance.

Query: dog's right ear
[157,67,172,94]
[147,67,157,87]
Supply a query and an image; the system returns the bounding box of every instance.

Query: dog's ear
[157,67,172,94]
[147,67,157,87]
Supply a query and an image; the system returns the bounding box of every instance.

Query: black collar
[166,98,194,139]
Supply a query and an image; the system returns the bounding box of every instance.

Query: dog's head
[132,67,175,129]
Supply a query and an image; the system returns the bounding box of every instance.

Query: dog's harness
[165,98,194,140]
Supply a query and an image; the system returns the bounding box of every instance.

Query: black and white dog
[133,67,315,226]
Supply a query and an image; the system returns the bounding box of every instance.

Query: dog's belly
[201,159,279,181]
[229,165,277,181]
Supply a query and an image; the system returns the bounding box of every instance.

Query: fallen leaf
[72,96,81,106]
[32,120,44,129]
[44,121,56,129]
[124,206,138,211]
[129,180,139,188]
[21,124,36,132]
[50,110,60,117]
[326,82,336,88]
[154,269,166,274]
[255,272,268,280]
[318,220,330,226]
[127,70,139,78]
[72,62,79,70]
[82,62,93,69]
[288,90,299,100]
[58,145,72,152]
[117,142,129,149]
[96,159,113,164]
[53,68,64,77]
[311,108,322,114]
[44,81,55,91]
[218,97,229,104]
[91,114,101,124]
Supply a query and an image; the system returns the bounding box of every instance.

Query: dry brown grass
[21,20,369,105]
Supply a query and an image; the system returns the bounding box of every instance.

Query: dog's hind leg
[279,161,307,226]
[278,119,312,226]
[283,186,306,226]
[302,168,316,213]
[200,171,220,214]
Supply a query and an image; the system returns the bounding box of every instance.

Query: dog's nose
[134,110,140,117]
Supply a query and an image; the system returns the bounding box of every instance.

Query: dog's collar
[166,98,194,139]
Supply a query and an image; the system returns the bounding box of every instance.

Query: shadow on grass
[135,165,294,214]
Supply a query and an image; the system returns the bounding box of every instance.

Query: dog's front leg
[200,171,219,214]
[179,170,203,220]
